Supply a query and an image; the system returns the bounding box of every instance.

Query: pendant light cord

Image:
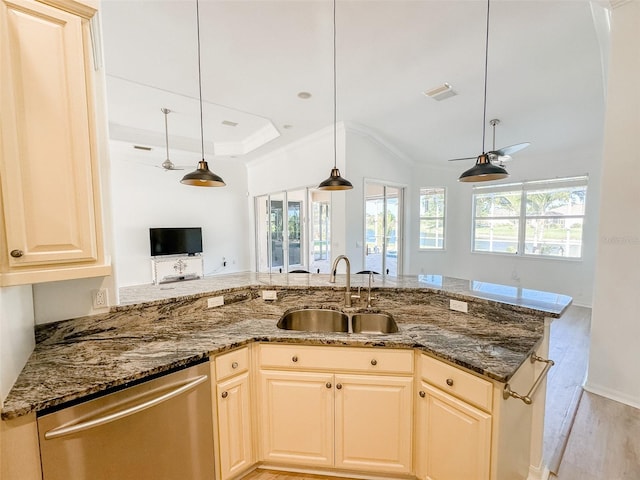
[481,0,490,154]
[196,0,205,161]
[332,0,337,169]
[164,109,170,159]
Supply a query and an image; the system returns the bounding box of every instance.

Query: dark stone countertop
[1,275,570,420]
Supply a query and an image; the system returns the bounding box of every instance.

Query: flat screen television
[149,227,203,257]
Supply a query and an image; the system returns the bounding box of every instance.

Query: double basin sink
[277,308,398,334]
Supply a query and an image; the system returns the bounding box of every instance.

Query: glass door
[255,188,330,273]
[364,183,403,276]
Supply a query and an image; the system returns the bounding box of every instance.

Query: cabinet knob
[231,361,238,369]
[419,391,426,398]
[292,355,298,363]
[326,382,332,389]
[221,391,228,399]
[446,378,454,387]
[10,249,23,258]
[336,383,343,390]
[370,359,377,366]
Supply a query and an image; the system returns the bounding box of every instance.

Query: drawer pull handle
[231,361,238,369]
[419,390,426,398]
[446,378,454,387]
[371,359,377,366]
[292,355,298,363]
[336,383,342,390]
[221,391,228,399]
[503,353,554,405]
[10,249,23,258]
[326,382,332,389]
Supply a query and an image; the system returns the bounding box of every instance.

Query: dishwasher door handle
[44,374,208,440]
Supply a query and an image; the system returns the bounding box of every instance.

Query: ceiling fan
[447,0,531,182]
[448,118,530,166]
[157,107,187,171]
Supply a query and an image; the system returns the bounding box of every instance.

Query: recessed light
[222,120,238,127]
[297,91,312,99]
[133,145,152,151]
[423,83,457,101]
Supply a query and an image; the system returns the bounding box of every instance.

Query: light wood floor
[243,306,640,480]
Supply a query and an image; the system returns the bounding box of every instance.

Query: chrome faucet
[329,255,357,307]
[367,271,375,308]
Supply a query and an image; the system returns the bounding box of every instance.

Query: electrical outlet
[92,289,108,309]
[207,296,224,308]
[449,299,468,313]
[262,290,278,301]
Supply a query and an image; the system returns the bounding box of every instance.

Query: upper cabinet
[0,0,111,286]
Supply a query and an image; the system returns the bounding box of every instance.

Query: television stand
[151,254,203,285]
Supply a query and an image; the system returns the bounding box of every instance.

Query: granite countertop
[1,274,571,420]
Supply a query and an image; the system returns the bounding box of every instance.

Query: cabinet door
[334,374,413,474]
[0,0,99,267]
[416,381,491,480]
[259,370,334,467]
[216,372,253,480]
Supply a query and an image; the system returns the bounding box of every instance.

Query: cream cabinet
[415,354,493,480]
[0,0,111,286]
[257,344,414,474]
[212,347,254,480]
[415,381,491,480]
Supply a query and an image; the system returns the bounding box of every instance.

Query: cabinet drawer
[420,354,493,412]
[215,347,250,381]
[259,344,413,375]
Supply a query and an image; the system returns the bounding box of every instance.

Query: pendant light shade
[318,167,353,190]
[457,0,508,183]
[181,0,225,187]
[318,0,352,191]
[458,154,509,182]
[180,160,226,186]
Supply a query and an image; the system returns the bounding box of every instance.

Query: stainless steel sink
[277,309,349,333]
[351,312,398,334]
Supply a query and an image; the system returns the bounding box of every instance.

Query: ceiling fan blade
[447,155,477,162]
[492,142,530,157]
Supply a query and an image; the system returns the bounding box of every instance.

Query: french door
[364,182,404,276]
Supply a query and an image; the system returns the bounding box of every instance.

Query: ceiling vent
[423,83,457,101]
[133,145,152,151]
[222,120,238,127]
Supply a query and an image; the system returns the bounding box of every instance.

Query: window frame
[471,176,588,260]
[418,187,446,251]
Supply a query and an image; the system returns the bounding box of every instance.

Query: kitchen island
[1,273,571,480]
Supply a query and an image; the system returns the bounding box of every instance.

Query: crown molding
[610,0,633,9]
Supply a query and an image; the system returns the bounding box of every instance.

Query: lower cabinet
[212,347,254,480]
[257,344,414,475]
[415,381,491,480]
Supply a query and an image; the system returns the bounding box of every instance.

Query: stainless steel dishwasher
[37,362,215,480]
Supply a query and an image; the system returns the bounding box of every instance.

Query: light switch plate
[207,296,224,308]
[262,290,278,301]
[449,299,468,313]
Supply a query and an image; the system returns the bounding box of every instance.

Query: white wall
[0,286,35,405]
[408,143,603,307]
[586,0,640,409]
[109,141,251,287]
[247,124,349,270]
[343,125,414,273]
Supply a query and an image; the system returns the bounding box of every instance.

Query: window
[472,176,588,259]
[419,187,445,250]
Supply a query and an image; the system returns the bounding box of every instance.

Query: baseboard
[583,382,640,410]
[527,462,550,480]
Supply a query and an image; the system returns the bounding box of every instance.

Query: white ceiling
[100,0,609,168]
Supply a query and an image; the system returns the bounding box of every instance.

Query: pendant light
[318,0,352,191]
[458,0,509,183]
[181,0,226,187]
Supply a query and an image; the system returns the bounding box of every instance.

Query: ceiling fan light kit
[181,0,226,188]
[318,0,352,191]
